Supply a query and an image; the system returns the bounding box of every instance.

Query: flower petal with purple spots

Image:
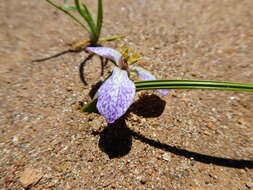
[96,67,136,123]
[132,66,169,96]
[85,47,122,65]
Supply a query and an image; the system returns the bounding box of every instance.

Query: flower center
[119,45,141,71]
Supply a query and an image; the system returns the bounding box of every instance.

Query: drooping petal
[96,67,136,123]
[156,89,169,96]
[85,47,122,65]
[132,66,169,96]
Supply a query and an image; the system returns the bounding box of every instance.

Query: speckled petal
[85,47,122,65]
[132,66,169,96]
[96,67,136,123]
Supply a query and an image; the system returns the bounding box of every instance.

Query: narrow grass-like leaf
[81,79,253,113]
[135,80,253,92]
[99,35,125,43]
[81,2,98,42]
[96,0,103,41]
[64,5,78,11]
[46,0,90,33]
[74,0,97,43]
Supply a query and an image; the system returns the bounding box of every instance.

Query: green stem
[80,99,97,112]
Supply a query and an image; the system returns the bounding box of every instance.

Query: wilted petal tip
[132,66,169,96]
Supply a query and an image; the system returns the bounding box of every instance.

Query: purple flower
[85,46,168,123]
[96,67,135,123]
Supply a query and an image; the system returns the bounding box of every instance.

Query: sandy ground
[0,0,253,189]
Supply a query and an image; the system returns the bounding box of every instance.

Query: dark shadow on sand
[93,121,253,169]
[98,119,132,158]
[129,94,166,118]
[84,65,253,168]
[131,130,253,169]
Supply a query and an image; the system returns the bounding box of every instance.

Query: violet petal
[96,67,136,123]
[85,47,122,65]
[132,66,169,96]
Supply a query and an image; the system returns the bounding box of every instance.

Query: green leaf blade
[96,0,103,41]
[81,79,253,113]
[81,2,98,43]
[135,80,253,92]
[74,0,97,43]
[46,0,91,33]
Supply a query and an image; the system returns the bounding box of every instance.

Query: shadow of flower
[98,119,132,159]
[129,94,166,118]
[89,81,103,99]
[92,120,253,169]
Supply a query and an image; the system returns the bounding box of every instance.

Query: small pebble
[162,153,171,162]
[19,168,43,188]
[246,181,253,188]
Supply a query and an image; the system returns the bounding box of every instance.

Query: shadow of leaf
[131,130,253,169]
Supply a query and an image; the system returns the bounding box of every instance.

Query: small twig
[103,59,109,75]
[99,57,104,76]
[32,48,85,63]
[99,57,109,76]
[79,54,94,85]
